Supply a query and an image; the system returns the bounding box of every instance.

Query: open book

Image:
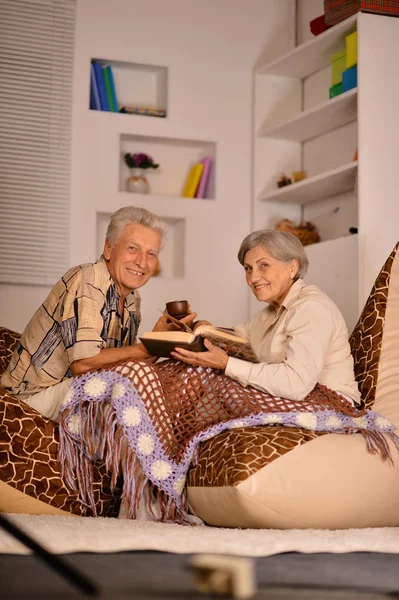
[140,321,258,363]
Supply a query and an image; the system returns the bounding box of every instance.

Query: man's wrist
[131,342,152,359]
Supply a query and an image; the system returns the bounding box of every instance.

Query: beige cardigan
[226,279,360,404]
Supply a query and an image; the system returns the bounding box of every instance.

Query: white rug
[1,514,399,556]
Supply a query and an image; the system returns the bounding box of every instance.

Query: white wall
[297,0,324,45]
[0,1,296,334]
[0,284,51,334]
[69,0,293,333]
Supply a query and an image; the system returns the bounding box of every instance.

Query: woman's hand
[171,339,229,370]
[152,310,197,333]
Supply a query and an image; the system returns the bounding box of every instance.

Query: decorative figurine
[277,173,292,188]
[292,170,307,183]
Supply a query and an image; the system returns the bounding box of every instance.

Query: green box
[331,49,346,86]
[329,82,343,99]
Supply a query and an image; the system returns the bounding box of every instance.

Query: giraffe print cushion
[0,326,122,516]
[187,242,399,529]
[187,426,324,488]
[349,242,399,414]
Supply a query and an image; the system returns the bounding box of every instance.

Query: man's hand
[171,339,228,370]
[152,309,197,333]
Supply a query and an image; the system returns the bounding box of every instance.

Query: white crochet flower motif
[61,387,74,406]
[230,420,245,428]
[173,476,186,495]
[353,416,367,428]
[137,433,154,455]
[84,377,106,398]
[326,415,342,428]
[123,406,141,427]
[296,413,318,430]
[151,460,172,481]
[68,414,80,435]
[263,414,282,424]
[111,382,126,400]
[376,416,391,429]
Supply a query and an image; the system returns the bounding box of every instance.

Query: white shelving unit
[253,12,399,330]
[259,161,358,204]
[258,89,357,142]
[305,234,359,330]
[257,15,357,77]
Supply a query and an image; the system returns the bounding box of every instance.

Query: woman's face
[243,245,298,306]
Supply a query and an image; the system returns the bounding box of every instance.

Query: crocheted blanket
[58,359,399,524]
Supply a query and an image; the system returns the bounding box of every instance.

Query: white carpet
[1,514,399,556]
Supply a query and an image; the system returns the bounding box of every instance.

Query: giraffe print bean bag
[1,243,399,526]
[0,327,122,516]
[187,242,399,529]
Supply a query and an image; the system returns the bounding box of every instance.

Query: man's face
[103,223,161,297]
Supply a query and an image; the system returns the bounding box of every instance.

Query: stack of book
[90,61,119,112]
[119,106,166,118]
[182,156,212,199]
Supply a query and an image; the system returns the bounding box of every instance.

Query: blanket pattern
[59,359,399,523]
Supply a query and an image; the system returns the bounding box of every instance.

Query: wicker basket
[275,219,320,247]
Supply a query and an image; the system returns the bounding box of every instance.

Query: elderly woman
[172,229,360,405]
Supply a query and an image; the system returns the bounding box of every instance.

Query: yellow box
[346,31,357,69]
[331,49,346,86]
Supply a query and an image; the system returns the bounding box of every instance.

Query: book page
[140,331,195,343]
[195,326,258,363]
[195,325,245,343]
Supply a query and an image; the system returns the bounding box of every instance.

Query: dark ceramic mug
[166,300,190,320]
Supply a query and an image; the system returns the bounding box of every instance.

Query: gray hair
[105,206,167,247]
[237,229,309,279]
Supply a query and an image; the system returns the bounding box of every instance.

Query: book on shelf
[119,106,166,117]
[92,61,110,111]
[90,63,101,110]
[195,156,212,199]
[102,65,117,112]
[182,163,204,198]
[140,323,258,363]
[106,65,119,112]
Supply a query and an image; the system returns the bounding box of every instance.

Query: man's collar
[97,256,136,304]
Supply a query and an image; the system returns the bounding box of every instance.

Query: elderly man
[1,206,195,421]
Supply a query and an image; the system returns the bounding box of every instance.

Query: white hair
[105,206,167,247]
[237,229,309,279]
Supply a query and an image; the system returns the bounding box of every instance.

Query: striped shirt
[1,258,141,396]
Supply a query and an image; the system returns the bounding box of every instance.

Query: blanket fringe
[117,442,194,524]
[59,400,125,517]
[59,399,195,524]
[357,429,399,465]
